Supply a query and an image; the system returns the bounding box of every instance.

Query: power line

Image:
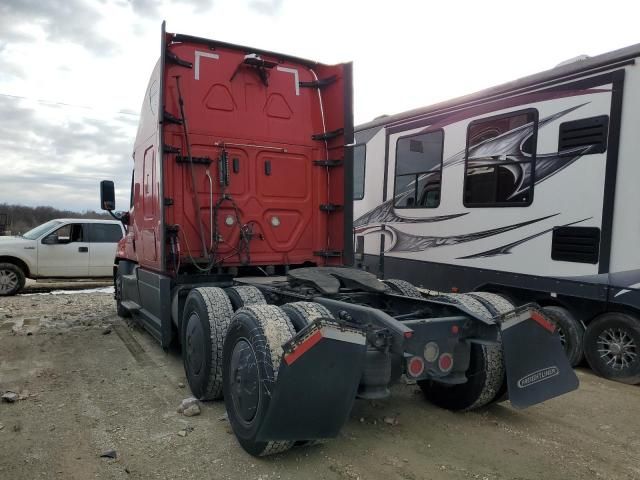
[0,92,139,117]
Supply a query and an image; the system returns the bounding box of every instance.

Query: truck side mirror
[42,234,59,245]
[100,180,116,211]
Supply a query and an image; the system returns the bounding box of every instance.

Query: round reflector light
[408,356,425,377]
[438,353,453,373]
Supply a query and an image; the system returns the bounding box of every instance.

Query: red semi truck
[100,23,578,456]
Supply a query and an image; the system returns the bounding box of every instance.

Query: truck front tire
[0,262,25,296]
[182,287,234,400]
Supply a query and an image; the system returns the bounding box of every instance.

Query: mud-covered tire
[584,312,640,385]
[114,265,131,318]
[469,291,516,403]
[0,262,25,296]
[223,305,296,456]
[469,292,516,315]
[543,306,584,367]
[419,293,504,411]
[226,285,266,310]
[383,279,423,298]
[182,287,234,400]
[280,301,334,332]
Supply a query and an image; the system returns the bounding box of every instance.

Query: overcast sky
[1,0,639,211]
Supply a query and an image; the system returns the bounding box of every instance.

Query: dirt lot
[1,288,639,480]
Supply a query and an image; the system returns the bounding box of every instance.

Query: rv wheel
[181,287,234,400]
[420,293,505,410]
[281,301,334,332]
[584,312,640,385]
[542,306,584,367]
[223,305,296,456]
[225,285,267,310]
[383,279,423,298]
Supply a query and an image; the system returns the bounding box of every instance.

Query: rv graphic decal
[355,104,598,254]
[384,213,560,253]
[458,217,592,259]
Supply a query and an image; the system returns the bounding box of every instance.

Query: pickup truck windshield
[22,220,63,240]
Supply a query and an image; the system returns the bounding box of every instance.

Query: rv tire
[543,306,584,367]
[584,312,640,384]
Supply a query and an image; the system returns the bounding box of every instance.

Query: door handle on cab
[78,246,88,253]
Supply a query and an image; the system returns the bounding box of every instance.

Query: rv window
[464,110,538,207]
[353,144,366,200]
[394,130,444,209]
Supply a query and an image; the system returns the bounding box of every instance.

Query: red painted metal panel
[123,31,349,274]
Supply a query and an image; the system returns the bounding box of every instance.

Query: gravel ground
[1,289,639,480]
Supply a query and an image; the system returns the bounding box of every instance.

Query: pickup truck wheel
[223,304,295,456]
[281,301,334,332]
[542,306,584,367]
[182,287,234,400]
[419,293,504,411]
[383,279,423,298]
[0,263,25,296]
[584,312,640,384]
[226,286,266,310]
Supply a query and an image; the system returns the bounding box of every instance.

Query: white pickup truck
[0,218,124,296]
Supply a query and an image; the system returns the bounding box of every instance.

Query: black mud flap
[256,320,367,442]
[501,305,579,409]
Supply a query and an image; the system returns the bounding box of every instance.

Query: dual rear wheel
[180,285,330,456]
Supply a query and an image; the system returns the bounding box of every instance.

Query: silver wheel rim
[0,269,18,294]
[597,327,637,370]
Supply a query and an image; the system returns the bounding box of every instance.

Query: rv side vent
[551,226,600,264]
[558,116,609,154]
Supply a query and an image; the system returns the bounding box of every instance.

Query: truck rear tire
[226,285,266,310]
[542,306,584,367]
[469,291,516,403]
[223,304,296,456]
[419,342,504,411]
[0,262,25,296]
[383,279,423,298]
[584,312,640,384]
[419,293,504,410]
[182,287,234,400]
[280,301,334,332]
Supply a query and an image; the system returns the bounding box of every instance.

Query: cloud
[0,97,135,211]
[248,0,283,16]
[0,0,121,56]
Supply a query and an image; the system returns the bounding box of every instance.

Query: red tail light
[407,356,425,377]
[438,353,453,373]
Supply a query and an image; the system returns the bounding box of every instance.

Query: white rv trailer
[353,44,640,384]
